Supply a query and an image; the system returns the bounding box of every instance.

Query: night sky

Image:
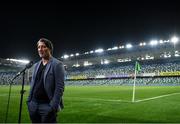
[0,1,180,61]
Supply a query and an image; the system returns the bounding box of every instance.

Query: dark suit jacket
[28,57,65,111]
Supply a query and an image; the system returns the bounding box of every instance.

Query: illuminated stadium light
[124,58,131,62]
[6,58,30,64]
[137,57,140,60]
[75,53,79,56]
[174,53,180,57]
[84,61,92,66]
[141,57,145,60]
[150,40,158,46]
[171,36,179,44]
[162,52,171,58]
[95,48,104,53]
[159,40,164,44]
[175,54,180,57]
[126,44,132,49]
[72,63,80,67]
[104,60,109,64]
[175,51,180,57]
[164,54,171,58]
[164,40,170,43]
[95,75,106,78]
[111,46,118,50]
[145,55,154,60]
[63,55,69,59]
[117,58,131,62]
[107,48,112,51]
[70,54,74,57]
[139,42,146,46]
[90,50,94,54]
[84,52,89,54]
[119,45,125,49]
[117,59,123,62]
[101,59,110,64]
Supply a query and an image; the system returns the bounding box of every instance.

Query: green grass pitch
[1,85,180,123]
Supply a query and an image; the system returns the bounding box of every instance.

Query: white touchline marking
[66,97,131,103]
[66,92,180,103]
[135,92,180,103]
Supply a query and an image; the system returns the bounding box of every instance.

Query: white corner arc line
[135,92,180,103]
[66,97,131,103]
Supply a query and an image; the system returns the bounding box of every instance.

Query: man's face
[37,41,51,58]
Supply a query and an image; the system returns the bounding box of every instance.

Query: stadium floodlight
[159,40,164,44]
[117,59,123,62]
[145,55,154,60]
[70,54,74,57]
[95,48,104,53]
[90,50,94,54]
[111,46,118,50]
[84,52,89,54]
[164,40,170,43]
[139,42,146,46]
[119,45,125,49]
[126,44,132,49]
[175,51,180,57]
[84,61,92,66]
[164,54,171,58]
[107,48,112,51]
[104,59,109,64]
[72,63,80,67]
[124,58,131,62]
[63,55,69,59]
[75,53,79,56]
[6,58,30,64]
[150,40,158,46]
[171,36,179,44]
[175,54,180,57]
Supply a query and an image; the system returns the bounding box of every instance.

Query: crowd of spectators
[0,60,180,86]
[65,77,180,86]
[67,60,180,79]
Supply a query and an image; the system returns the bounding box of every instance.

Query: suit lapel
[43,57,53,85]
[34,61,41,79]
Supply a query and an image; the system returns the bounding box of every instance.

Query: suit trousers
[27,101,57,123]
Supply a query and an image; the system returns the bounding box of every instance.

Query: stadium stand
[0,59,30,85]
[0,39,180,86]
[65,59,180,86]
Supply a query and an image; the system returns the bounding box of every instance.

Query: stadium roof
[62,40,180,68]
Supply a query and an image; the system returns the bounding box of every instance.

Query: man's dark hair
[37,38,54,54]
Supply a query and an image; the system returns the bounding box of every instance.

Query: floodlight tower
[171,36,179,56]
[171,36,179,48]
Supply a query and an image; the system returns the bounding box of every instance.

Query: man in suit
[27,38,65,123]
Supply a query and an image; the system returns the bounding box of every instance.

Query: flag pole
[132,63,137,102]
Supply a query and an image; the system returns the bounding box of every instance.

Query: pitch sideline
[66,92,180,103]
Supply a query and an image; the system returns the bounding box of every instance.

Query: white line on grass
[135,92,180,103]
[66,97,131,103]
[66,92,180,103]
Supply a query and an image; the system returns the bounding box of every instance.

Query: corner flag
[135,61,141,72]
[132,61,141,102]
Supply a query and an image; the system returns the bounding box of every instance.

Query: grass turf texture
[0,85,180,123]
